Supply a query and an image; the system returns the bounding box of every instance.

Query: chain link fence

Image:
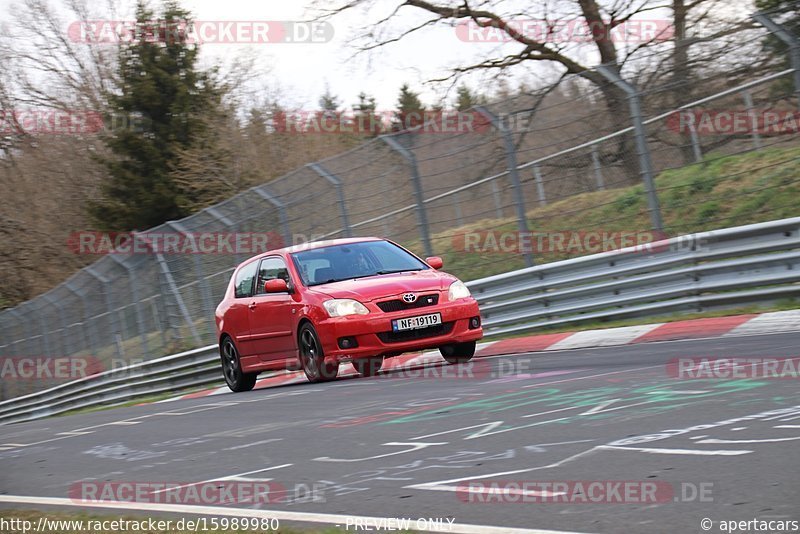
[1,12,799,400]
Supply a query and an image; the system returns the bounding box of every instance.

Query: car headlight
[323,299,369,317]
[448,280,471,301]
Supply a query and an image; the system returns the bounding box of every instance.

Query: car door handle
[248,302,257,310]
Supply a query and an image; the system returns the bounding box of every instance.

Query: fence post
[475,106,534,267]
[7,309,26,355]
[490,180,504,219]
[591,144,606,191]
[252,186,292,246]
[65,280,98,357]
[753,11,800,107]
[206,207,241,267]
[380,134,433,257]
[307,162,353,237]
[109,254,150,359]
[742,90,762,149]
[453,192,464,227]
[135,232,202,346]
[596,65,664,233]
[533,165,547,207]
[154,252,201,346]
[41,293,69,356]
[165,221,216,340]
[85,265,122,359]
[687,116,703,162]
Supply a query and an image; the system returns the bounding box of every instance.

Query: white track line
[0,495,588,534]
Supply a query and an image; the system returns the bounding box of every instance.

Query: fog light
[469,316,481,329]
[338,336,358,349]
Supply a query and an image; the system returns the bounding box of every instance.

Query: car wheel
[352,356,383,377]
[298,323,338,382]
[440,340,476,364]
[220,337,257,392]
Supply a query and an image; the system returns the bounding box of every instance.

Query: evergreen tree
[393,84,426,131]
[353,92,382,135]
[318,85,341,114]
[89,0,220,231]
[456,84,482,111]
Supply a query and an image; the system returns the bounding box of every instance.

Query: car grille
[376,294,439,313]
[377,322,454,344]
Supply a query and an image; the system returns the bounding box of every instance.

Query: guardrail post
[591,144,606,191]
[596,65,664,233]
[252,186,292,246]
[753,12,800,107]
[380,134,434,257]
[475,106,534,267]
[307,162,353,237]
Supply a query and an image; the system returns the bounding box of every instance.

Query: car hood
[309,270,454,302]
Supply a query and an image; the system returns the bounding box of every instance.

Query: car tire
[220,336,258,392]
[298,323,338,382]
[353,356,383,377]
[440,340,476,364]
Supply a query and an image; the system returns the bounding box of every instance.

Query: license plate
[392,313,442,332]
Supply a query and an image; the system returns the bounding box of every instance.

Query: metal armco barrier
[1,217,798,425]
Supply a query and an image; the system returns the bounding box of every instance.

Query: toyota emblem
[402,293,417,303]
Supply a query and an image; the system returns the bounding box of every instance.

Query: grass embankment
[417,145,800,282]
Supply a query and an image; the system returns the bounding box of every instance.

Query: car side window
[255,257,291,295]
[234,261,258,298]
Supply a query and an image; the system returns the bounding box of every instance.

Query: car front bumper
[315,298,483,362]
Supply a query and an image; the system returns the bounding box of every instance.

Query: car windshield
[292,240,429,287]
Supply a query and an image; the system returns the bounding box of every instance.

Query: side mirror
[264,279,289,293]
[425,256,443,269]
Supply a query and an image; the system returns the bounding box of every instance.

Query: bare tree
[312,0,757,171]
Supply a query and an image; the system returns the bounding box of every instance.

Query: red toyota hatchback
[215,237,483,391]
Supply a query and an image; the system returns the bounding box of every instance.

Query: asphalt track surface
[1,332,799,534]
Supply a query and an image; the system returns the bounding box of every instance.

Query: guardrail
[1,216,798,425]
[471,217,800,337]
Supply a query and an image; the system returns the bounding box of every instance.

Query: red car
[215,237,483,391]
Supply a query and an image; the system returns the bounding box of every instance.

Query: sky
[0,0,574,112]
[0,0,748,113]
